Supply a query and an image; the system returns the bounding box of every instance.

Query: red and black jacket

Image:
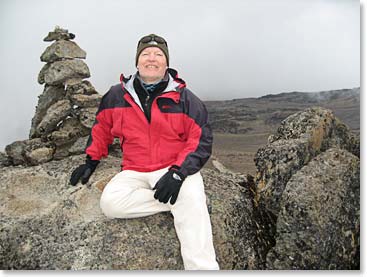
[85,68,213,177]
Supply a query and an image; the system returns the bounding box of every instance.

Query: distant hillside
[205,87,360,135]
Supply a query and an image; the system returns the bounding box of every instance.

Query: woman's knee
[100,185,137,218]
[100,191,119,218]
[178,173,205,201]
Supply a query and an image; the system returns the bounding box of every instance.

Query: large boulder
[255,107,359,217]
[0,155,256,269]
[266,148,360,269]
[253,106,360,270]
[40,40,86,63]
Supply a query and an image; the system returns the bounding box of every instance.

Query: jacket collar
[120,68,186,110]
[121,68,186,93]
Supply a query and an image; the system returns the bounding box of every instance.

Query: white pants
[99,167,219,270]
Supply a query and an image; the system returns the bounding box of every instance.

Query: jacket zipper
[123,89,179,164]
[144,94,150,110]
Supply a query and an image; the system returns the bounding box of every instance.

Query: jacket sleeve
[173,89,213,177]
[85,90,115,160]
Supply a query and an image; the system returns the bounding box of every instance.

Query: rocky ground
[0,107,360,270]
[0,155,256,270]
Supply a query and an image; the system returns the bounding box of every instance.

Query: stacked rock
[5,26,101,166]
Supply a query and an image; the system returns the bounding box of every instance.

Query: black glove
[70,156,100,186]
[153,167,186,205]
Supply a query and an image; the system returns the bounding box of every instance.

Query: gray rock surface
[68,136,89,155]
[40,40,86,63]
[79,107,98,129]
[255,107,359,217]
[0,155,255,270]
[66,80,98,95]
[47,117,89,146]
[5,139,55,166]
[37,63,50,85]
[70,94,102,108]
[43,59,90,86]
[0,152,11,167]
[30,85,66,138]
[25,147,55,165]
[266,148,360,269]
[36,100,72,136]
[4,141,26,166]
[253,106,360,270]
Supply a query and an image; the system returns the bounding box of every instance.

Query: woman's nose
[147,54,156,60]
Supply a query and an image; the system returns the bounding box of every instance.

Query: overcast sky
[0,0,360,150]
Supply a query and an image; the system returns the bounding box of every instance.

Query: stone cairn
[4,26,102,166]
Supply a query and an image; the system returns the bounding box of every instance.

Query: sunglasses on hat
[138,35,167,47]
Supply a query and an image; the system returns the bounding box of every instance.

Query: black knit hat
[136,34,169,66]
